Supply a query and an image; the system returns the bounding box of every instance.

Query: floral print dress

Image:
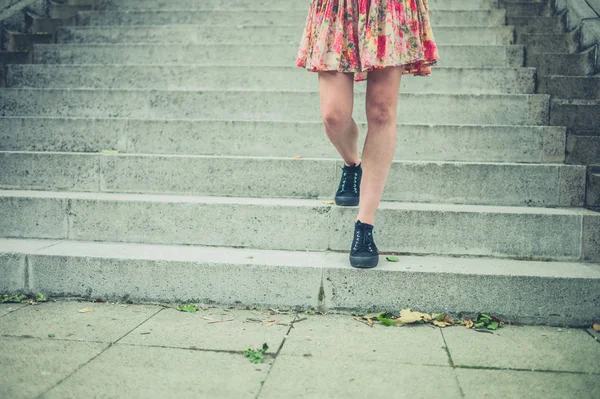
[296,0,439,82]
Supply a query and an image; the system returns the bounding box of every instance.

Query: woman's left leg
[356,66,404,225]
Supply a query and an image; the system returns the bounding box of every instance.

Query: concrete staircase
[1,0,599,325]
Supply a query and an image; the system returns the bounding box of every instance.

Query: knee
[322,108,352,133]
[366,101,396,127]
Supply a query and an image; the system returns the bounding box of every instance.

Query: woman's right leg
[318,71,360,166]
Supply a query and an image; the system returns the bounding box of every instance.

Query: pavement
[1,300,599,399]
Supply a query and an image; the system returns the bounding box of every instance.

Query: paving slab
[443,326,600,373]
[0,336,107,399]
[455,368,600,399]
[0,303,26,317]
[119,308,293,354]
[0,301,161,342]
[41,344,269,399]
[259,355,461,399]
[279,314,449,366]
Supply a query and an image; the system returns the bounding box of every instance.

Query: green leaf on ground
[177,304,197,313]
[363,312,386,319]
[35,293,49,302]
[244,343,269,364]
[487,321,499,330]
[1,294,29,303]
[385,256,399,262]
[48,334,56,338]
[377,315,395,326]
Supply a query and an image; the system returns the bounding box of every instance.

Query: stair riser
[5,238,598,325]
[101,0,497,11]
[1,195,598,260]
[538,76,600,100]
[550,102,600,131]
[6,65,536,95]
[507,16,565,34]
[517,33,579,54]
[566,135,600,165]
[80,10,507,27]
[527,51,596,76]
[32,44,525,68]
[0,118,566,163]
[0,90,549,126]
[2,248,597,325]
[0,153,585,206]
[588,171,600,208]
[56,26,515,46]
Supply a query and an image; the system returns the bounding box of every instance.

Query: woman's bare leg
[318,71,361,166]
[356,66,404,225]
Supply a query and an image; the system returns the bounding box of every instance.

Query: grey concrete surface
[0,301,160,342]
[42,344,271,399]
[32,43,522,68]
[119,308,293,354]
[0,252,24,292]
[1,301,599,399]
[259,357,462,399]
[455,368,600,399]
[321,252,600,325]
[2,238,599,325]
[279,314,449,365]
[56,25,515,46]
[103,0,494,11]
[0,303,25,317]
[1,189,599,259]
[0,152,586,206]
[83,9,506,27]
[0,88,550,126]
[442,326,600,373]
[5,64,537,95]
[0,118,565,164]
[0,336,108,399]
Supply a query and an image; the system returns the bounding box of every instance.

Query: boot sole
[335,196,359,206]
[349,255,379,269]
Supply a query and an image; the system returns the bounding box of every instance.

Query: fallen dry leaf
[366,318,374,327]
[394,308,432,326]
[78,308,92,313]
[321,201,335,204]
[432,320,452,328]
[463,318,474,329]
[593,323,600,332]
[266,320,278,327]
[293,155,302,159]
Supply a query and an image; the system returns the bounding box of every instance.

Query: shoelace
[338,166,359,195]
[352,226,376,254]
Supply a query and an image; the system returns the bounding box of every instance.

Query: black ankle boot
[335,162,362,206]
[349,220,379,268]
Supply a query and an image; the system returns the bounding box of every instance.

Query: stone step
[1,190,598,261]
[55,25,516,46]
[5,65,536,95]
[102,0,497,11]
[526,48,596,76]
[502,1,551,17]
[0,89,550,126]
[2,237,599,325]
[538,75,600,100]
[507,15,565,34]
[32,43,525,68]
[0,152,585,206]
[0,118,566,164]
[566,134,600,165]
[588,168,600,208]
[517,31,580,54]
[79,9,507,27]
[550,99,600,131]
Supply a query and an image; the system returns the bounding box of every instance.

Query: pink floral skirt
[296,0,440,82]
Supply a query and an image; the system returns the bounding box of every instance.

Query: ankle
[344,160,361,167]
[356,218,374,226]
